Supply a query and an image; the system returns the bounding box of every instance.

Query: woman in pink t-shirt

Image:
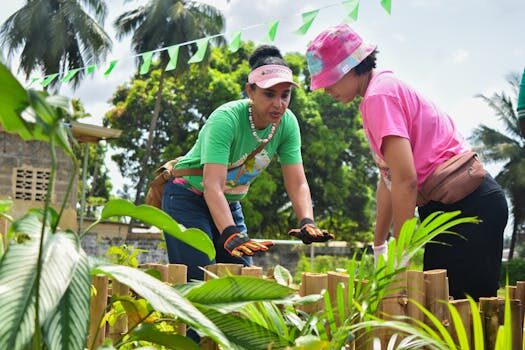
[306,24,508,300]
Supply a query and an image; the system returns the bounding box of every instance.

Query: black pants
[418,174,508,300]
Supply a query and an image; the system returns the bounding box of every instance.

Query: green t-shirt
[175,99,302,201]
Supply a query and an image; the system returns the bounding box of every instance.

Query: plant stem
[55,156,79,232]
[113,310,155,348]
[33,136,57,349]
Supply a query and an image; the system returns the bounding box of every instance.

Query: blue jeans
[161,181,253,281]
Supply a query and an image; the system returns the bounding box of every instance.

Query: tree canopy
[105,43,377,244]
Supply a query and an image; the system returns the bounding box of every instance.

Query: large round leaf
[97,199,215,259]
[0,63,31,139]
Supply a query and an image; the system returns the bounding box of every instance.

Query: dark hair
[353,49,378,76]
[248,45,288,69]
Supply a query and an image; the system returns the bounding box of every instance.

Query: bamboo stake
[167,264,187,336]
[327,271,349,323]
[424,269,449,327]
[510,299,522,350]
[88,275,108,349]
[241,266,263,278]
[407,270,425,324]
[215,263,243,277]
[380,271,408,347]
[204,264,218,281]
[507,286,517,300]
[300,272,328,314]
[479,297,499,349]
[144,263,168,282]
[449,299,472,349]
[516,281,525,327]
[167,264,187,285]
[108,280,129,342]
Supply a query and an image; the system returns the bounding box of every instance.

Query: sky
[1,0,523,232]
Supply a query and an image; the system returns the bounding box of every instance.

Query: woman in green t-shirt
[162,45,333,281]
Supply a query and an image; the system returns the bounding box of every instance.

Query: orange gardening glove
[219,226,274,257]
[288,218,334,245]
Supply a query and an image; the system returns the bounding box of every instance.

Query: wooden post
[145,263,168,282]
[167,264,187,336]
[510,299,522,350]
[300,272,328,314]
[204,264,218,281]
[479,297,499,349]
[449,299,472,349]
[407,270,425,324]
[327,271,349,322]
[88,275,108,349]
[507,286,517,300]
[108,280,129,342]
[424,269,449,327]
[516,281,525,327]
[380,271,408,347]
[167,264,187,285]
[241,266,263,278]
[215,263,243,277]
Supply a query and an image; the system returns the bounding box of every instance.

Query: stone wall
[80,219,354,275]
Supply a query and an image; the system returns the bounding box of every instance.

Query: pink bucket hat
[306,24,376,90]
[248,64,299,89]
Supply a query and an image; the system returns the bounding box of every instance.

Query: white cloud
[451,49,469,64]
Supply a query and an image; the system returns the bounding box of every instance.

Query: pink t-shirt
[360,70,467,188]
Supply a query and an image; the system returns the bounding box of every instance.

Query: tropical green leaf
[90,262,230,348]
[0,215,80,349]
[95,199,215,259]
[200,307,292,349]
[274,264,293,286]
[446,303,470,350]
[124,323,199,350]
[0,63,31,139]
[467,296,485,350]
[183,276,294,307]
[43,246,90,350]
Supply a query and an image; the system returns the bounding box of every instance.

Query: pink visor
[248,64,299,89]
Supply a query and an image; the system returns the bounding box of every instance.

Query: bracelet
[300,217,315,227]
[221,225,238,237]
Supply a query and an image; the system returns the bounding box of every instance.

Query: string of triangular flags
[29,0,392,88]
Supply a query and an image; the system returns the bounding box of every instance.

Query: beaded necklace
[248,103,277,143]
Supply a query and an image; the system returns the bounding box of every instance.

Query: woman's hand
[219,226,274,257]
[288,218,334,245]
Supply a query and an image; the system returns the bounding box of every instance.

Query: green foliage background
[105,43,377,244]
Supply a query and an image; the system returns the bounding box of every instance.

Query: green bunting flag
[380,0,392,15]
[86,64,96,74]
[42,73,59,87]
[342,0,359,21]
[267,20,279,41]
[296,10,319,35]
[518,68,525,118]
[139,51,154,75]
[61,68,81,83]
[29,76,42,87]
[188,38,209,64]
[165,45,180,71]
[104,60,118,76]
[229,31,242,53]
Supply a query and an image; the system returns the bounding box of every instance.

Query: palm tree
[0,0,112,88]
[470,72,525,260]
[114,0,225,205]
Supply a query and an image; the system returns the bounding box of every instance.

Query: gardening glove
[288,218,334,245]
[219,225,274,258]
[372,242,388,264]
